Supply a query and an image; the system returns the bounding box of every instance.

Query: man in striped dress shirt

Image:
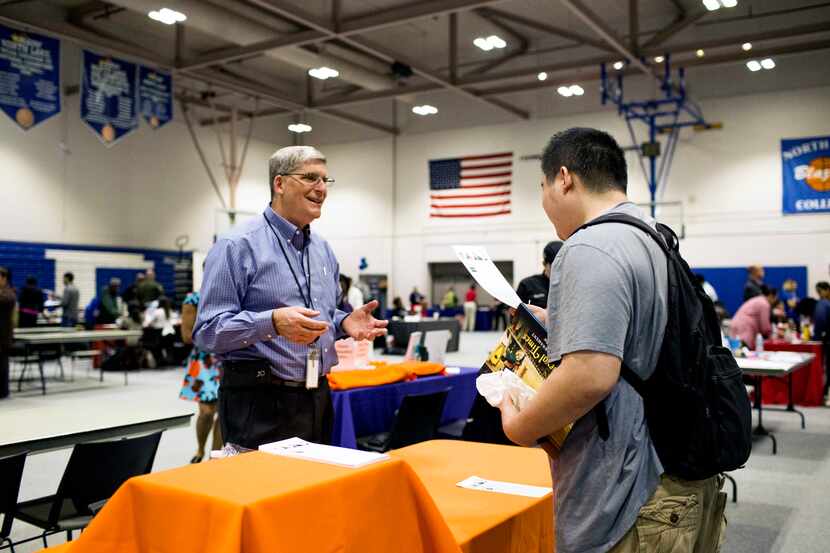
[194,146,387,449]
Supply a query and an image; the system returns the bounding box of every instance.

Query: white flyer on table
[259,437,389,468]
[452,245,521,308]
[457,475,552,498]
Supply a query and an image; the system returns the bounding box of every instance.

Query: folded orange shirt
[389,361,446,377]
[327,365,410,390]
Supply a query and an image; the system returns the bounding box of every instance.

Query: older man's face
[274,160,329,227]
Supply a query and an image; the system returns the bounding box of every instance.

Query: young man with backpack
[498,127,750,553]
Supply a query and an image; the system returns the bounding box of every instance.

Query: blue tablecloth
[330,366,479,449]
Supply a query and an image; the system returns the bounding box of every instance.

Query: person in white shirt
[143,296,175,366]
[347,278,364,311]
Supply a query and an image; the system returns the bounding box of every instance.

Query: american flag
[429,152,513,218]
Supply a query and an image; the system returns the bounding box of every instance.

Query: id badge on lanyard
[306,346,320,389]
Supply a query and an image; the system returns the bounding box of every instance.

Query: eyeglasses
[279,173,335,186]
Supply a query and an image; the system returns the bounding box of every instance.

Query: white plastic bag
[476,370,536,410]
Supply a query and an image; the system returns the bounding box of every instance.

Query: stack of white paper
[457,475,552,498]
[259,437,390,468]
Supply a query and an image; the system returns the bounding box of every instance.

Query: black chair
[14,432,162,547]
[357,388,450,453]
[458,393,513,445]
[0,452,27,553]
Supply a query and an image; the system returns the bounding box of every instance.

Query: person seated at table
[390,296,407,319]
[441,287,458,309]
[97,278,124,325]
[729,286,778,347]
[18,275,44,328]
[143,296,175,366]
[118,301,145,369]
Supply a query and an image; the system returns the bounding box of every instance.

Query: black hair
[695,274,705,285]
[541,127,627,193]
[817,281,830,293]
[25,275,37,286]
[760,285,778,297]
[0,266,8,280]
[64,272,74,282]
[159,296,172,319]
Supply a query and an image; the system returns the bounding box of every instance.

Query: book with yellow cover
[481,304,572,450]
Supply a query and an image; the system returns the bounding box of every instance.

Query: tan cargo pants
[609,474,727,553]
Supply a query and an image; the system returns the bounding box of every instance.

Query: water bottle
[755,333,764,353]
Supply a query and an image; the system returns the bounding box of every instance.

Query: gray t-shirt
[61,284,80,319]
[546,202,668,553]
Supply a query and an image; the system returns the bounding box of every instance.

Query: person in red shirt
[729,286,778,347]
[463,283,477,332]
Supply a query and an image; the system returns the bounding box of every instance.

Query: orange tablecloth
[44,441,553,553]
[762,340,824,406]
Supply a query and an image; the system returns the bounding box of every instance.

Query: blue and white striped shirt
[193,206,349,380]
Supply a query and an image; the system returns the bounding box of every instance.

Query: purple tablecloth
[330,366,479,449]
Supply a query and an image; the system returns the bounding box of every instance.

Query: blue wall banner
[81,50,137,146]
[138,66,172,129]
[0,25,60,130]
[782,135,830,214]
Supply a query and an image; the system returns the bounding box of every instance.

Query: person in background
[743,265,765,301]
[695,273,718,303]
[56,272,80,327]
[813,282,830,403]
[338,274,354,313]
[118,301,144,370]
[0,267,16,399]
[97,277,123,325]
[463,283,477,332]
[492,302,509,331]
[517,241,563,308]
[179,290,222,463]
[122,272,145,305]
[347,276,364,312]
[781,278,800,320]
[18,275,44,328]
[497,127,726,553]
[441,286,458,309]
[729,285,778,347]
[143,296,175,366]
[194,145,387,449]
[390,297,407,318]
[137,268,164,307]
[409,286,424,311]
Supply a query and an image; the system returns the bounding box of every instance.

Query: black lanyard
[264,214,314,310]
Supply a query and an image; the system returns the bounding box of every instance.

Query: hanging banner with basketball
[782,136,830,214]
[0,24,61,131]
[138,65,172,129]
[80,50,137,146]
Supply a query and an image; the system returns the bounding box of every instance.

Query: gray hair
[269,146,326,197]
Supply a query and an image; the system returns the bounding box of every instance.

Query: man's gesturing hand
[342,300,389,341]
[272,306,329,344]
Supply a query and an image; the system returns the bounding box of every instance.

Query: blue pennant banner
[0,24,61,131]
[81,50,137,146]
[138,65,172,129]
[782,136,830,214]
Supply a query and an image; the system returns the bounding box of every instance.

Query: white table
[13,327,76,335]
[14,330,143,394]
[736,351,815,455]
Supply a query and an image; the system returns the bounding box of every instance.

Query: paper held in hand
[457,475,552,498]
[259,437,390,468]
[452,245,521,308]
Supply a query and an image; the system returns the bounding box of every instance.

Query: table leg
[38,353,46,395]
[752,376,777,455]
[785,373,806,429]
[17,343,29,391]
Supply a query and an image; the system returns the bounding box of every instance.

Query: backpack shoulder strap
[577,212,677,253]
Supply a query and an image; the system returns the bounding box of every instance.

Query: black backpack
[577,213,752,481]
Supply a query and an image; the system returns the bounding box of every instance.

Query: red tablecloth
[761,340,824,406]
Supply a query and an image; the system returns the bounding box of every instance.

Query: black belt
[223,360,318,389]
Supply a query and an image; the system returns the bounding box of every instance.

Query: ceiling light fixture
[474,35,507,51]
[613,61,625,70]
[760,58,775,69]
[696,49,705,58]
[702,0,737,10]
[742,42,752,51]
[746,60,761,72]
[308,66,339,80]
[654,55,665,63]
[537,72,548,81]
[721,0,738,6]
[557,86,573,97]
[288,123,312,133]
[412,104,438,116]
[569,84,584,96]
[148,7,186,25]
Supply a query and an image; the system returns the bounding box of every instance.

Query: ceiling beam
[629,0,638,55]
[178,0,506,70]
[248,0,530,119]
[559,0,653,77]
[476,8,613,51]
[642,10,708,50]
